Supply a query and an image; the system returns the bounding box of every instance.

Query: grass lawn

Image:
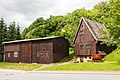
[0,62,42,71]
[42,62,120,71]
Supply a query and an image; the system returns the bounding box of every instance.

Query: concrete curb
[0,69,120,74]
[28,71,120,75]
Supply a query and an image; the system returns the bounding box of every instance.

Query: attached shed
[74,17,116,62]
[3,36,69,64]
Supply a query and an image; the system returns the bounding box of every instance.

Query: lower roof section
[3,36,63,44]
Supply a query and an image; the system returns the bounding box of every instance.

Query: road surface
[0,70,120,80]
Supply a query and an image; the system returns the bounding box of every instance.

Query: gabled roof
[74,17,107,44]
[3,36,63,44]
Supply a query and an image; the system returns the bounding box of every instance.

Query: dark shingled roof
[84,18,107,40]
[74,17,108,44]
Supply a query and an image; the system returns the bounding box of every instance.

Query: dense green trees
[106,0,120,48]
[0,18,21,61]
[21,8,89,47]
[7,22,21,41]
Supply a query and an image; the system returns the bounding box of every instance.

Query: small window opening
[86,44,90,49]
[80,44,84,48]
[37,53,40,57]
[80,31,84,36]
[14,51,18,57]
[8,53,10,57]
[81,25,83,27]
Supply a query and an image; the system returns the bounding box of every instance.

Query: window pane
[14,51,18,57]
[8,53,10,57]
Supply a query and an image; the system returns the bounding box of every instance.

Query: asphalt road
[0,70,120,80]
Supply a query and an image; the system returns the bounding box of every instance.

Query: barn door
[20,42,32,63]
[32,42,52,64]
[36,50,50,64]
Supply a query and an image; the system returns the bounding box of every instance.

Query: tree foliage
[21,8,89,47]
[0,18,7,55]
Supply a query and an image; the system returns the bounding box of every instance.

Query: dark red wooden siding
[53,37,69,63]
[4,43,20,63]
[32,40,53,64]
[75,20,96,56]
[4,37,69,64]
[20,42,32,63]
[4,43,20,51]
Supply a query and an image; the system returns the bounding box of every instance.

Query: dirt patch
[33,62,72,71]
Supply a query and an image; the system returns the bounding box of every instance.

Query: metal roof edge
[3,36,63,44]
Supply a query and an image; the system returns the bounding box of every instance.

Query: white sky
[0,0,105,31]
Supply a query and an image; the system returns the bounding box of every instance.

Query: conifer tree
[7,21,17,41]
[0,18,7,61]
[16,23,21,40]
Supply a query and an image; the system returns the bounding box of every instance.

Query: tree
[7,21,17,41]
[0,18,7,61]
[104,0,120,48]
[16,23,21,40]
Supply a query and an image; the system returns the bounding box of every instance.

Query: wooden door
[32,42,52,64]
[20,42,32,63]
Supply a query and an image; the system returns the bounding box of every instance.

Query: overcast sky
[0,0,105,31]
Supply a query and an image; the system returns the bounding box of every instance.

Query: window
[81,25,83,28]
[8,53,10,57]
[86,44,90,49]
[37,53,40,57]
[14,51,18,57]
[80,44,84,48]
[80,31,84,36]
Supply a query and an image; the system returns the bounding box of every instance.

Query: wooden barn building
[74,17,116,62]
[3,36,69,64]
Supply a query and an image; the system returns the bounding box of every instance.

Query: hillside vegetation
[105,49,120,63]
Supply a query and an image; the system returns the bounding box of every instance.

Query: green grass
[0,62,42,71]
[105,49,120,63]
[41,48,120,71]
[42,62,120,71]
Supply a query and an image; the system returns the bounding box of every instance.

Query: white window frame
[14,51,18,57]
[8,53,10,57]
